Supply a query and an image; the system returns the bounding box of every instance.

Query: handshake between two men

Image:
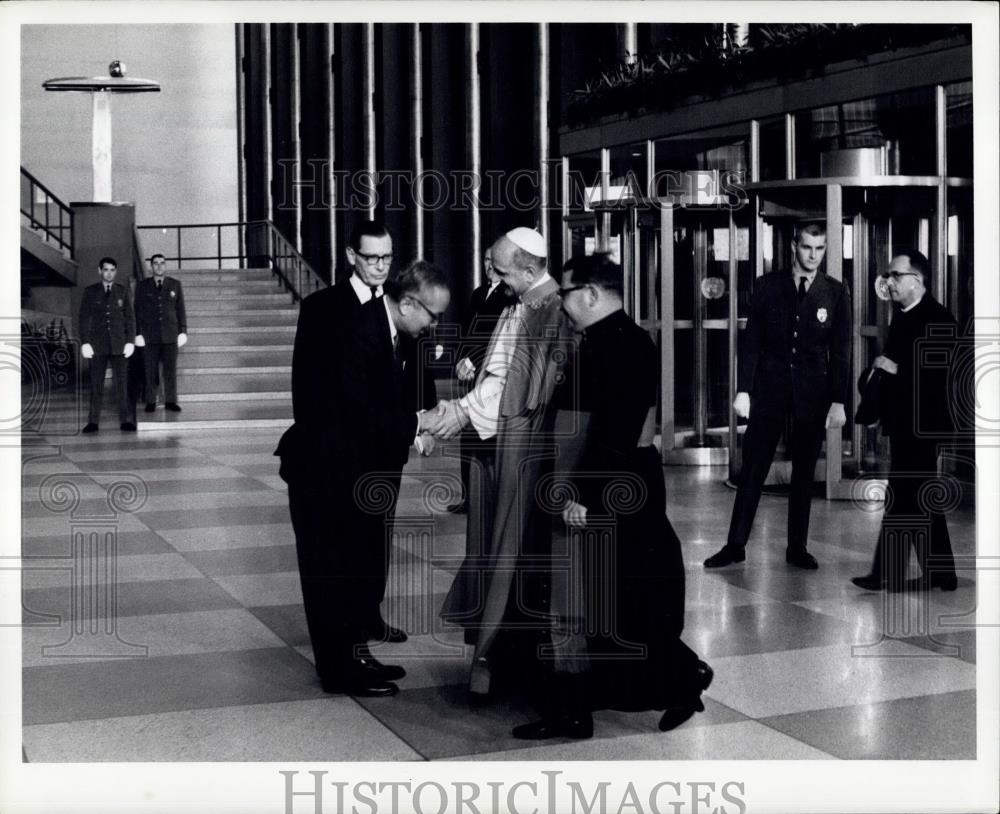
[414,398,471,456]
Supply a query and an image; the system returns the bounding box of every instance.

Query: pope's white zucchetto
[505,227,547,259]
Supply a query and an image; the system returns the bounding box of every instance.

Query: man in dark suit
[852,250,959,592]
[78,256,136,433]
[446,242,515,513]
[135,253,188,413]
[511,254,712,741]
[705,222,851,570]
[275,259,448,697]
[284,220,409,645]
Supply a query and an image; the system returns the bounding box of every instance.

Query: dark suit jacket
[78,282,136,356]
[879,294,958,440]
[135,276,187,343]
[276,288,435,480]
[460,282,514,370]
[738,270,851,420]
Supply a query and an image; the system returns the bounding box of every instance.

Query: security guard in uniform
[135,253,188,412]
[705,222,851,570]
[78,256,136,433]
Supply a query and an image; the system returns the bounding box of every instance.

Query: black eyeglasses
[406,295,443,325]
[356,252,394,266]
[880,270,921,281]
[558,285,587,297]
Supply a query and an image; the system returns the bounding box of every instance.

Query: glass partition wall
[561,81,973,498]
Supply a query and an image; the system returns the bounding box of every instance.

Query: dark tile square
[248,604,310,647]
[183,544,299,576]
[23,647,321,725]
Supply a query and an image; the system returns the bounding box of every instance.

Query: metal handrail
[20,166,74,256]
[135,220,326,302]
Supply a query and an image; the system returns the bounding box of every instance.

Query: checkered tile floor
[20,425,977,761]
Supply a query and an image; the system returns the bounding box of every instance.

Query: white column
[92,91,112,202]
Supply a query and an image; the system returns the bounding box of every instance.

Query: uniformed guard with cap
[78,256,136,433]
[704,222,851,570]
[134,253,188,412]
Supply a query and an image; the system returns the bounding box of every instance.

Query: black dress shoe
[659,660,713,732]
[120,422,137,432]
[144,403,157,413]
[704,546,745,568]
[320,675,398,698]
[165,402,182,412]
[82,423,99,434]
[512,713,593,740]
[786,550,818,570]
[366,621,408,643]
[851,574,885,591]
[355,646,406,681]
[445,501,468,514]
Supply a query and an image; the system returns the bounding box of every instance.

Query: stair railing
[135,220,326,302]
[20,166,74,256]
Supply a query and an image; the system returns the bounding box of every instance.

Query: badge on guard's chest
[816,307,828,323]
[117,299,124,308]
[170,290,176,298]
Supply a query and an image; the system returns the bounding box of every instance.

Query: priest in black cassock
[511,253,712,740]
[852,250,960,592]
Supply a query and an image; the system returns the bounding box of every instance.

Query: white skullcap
[505,227,547,259]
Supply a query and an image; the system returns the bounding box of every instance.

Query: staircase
[138,267,299,430]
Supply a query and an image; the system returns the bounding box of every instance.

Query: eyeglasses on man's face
[356,252,394,266]
[406,295,443,325]
[880,270,921,281]
[558,285,587,297]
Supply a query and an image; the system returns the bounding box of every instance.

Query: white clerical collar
[901,294,924,313]
[350,273,382,302]
[383,296,398,344]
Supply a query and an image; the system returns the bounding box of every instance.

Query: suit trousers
[144,342,179,403]
[88,354,132,425]
[868,435,956,587]
[287,476,365,678]
[727,407,826,551]
[354,469,402,630]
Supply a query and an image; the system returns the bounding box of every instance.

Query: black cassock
[552,309,704,712]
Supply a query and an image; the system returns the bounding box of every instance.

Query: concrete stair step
[186,294,295,310]
[138,399,292,430]
[177,282,288,296]
[180,347,293,368]
[186,311,299,328]
[176,368,290,394]
[183,327,297,345]
[169,269,276,283]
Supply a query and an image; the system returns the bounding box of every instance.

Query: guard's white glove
[177,332,188,348]
[455,357,476,382]
[134,335,146,347]
[733,391,751,419]
[81,343,94,360]
[123,343,135,359]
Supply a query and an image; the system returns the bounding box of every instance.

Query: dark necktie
[797,276,807,302]
[392,332,400,361]
[104,286,111,297]
[370,285,379,300]
[157,280,163,291]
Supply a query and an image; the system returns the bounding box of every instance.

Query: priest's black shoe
[658,660,713,732]
[82,423,99,434]
[786,550,818,570]
[704,546,745,568]
[851,574,885,591]
[165,402,182,412]
[366,620,408,644]
[120,422,137,432]
[511,714,593,741]
[355,645,406,681]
